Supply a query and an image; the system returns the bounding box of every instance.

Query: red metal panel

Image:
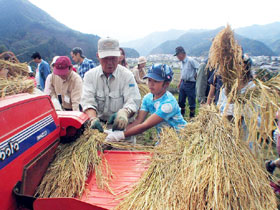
[0,94,60,210]
[34,198,108,210]
[33,151,150,210]
[57,111,89,137]
[81,150,150,210]
[0,94,59,140]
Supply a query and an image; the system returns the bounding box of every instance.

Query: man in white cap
[132,56,147,84]
[81,37,141,132]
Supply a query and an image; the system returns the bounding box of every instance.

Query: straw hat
[138,56,147,65]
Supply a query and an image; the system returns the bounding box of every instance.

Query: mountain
[271,39,280,55]
[150,27,222,56]
[0,0,100,63]
[121,29,189,56]
[150,27,276,56]
[0,0,139,63]
[123,48,139,58]
[235,22,280,46]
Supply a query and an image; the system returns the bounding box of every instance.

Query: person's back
[196,61,210,103]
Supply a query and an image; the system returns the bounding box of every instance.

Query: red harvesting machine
[0,94,149,210]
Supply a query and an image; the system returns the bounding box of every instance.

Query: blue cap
[143,64,173,82]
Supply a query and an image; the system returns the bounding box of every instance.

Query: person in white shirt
[81,37,141,132]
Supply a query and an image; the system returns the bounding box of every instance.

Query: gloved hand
[104,130,125,142]
[89,117,104,133]
[108,109,129,131]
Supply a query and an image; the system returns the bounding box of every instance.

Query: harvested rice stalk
[233,76,280,150]
[0,77,34,97]
[0,60,29,77]
[36,127,153,198]
[36,129,111,198]
[138,83,150,98]
[207,25,280,151]
[207,25,244,96]
[117,106,277,210]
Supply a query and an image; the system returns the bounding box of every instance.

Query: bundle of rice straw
[36,129,111,198]
[207,25,280,152]
[207,25,244,96]
[0,60,30,77]
[36,127,152,198]
[0,77,34,97]
[138,83,150,98]
[117,106,277,210]
[233,76,280,151]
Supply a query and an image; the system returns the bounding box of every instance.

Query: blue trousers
[178,81,196,112]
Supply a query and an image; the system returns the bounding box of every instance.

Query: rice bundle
[230,76,280,157]
[138,83,150,98]
[0,77,34,97]
[207,25,244,96]
[36,128,111,198]
[207,25,280,151]
[36,127,152,198]
[117,106,277,210]
[0,60,30,77]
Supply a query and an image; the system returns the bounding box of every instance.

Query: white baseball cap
[98,37,121,59]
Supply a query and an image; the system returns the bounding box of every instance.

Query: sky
[29,0,280,43]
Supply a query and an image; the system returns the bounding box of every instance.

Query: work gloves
[104,130,125,142]
[108,109,129,131]
[89,117,104,133]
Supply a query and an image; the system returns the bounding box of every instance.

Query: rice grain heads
[36,129,111,198]
[0,59,30,77]
[0,77,34,97]
[207,25,244,96]
[36,127,152,198]
[117,106,277,210]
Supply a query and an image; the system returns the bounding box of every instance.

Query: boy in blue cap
[105,64,187,142]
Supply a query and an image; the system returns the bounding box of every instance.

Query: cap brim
[143,73,165,81]
[98,51,121,59]
[174,53,178,56]
[138,61,146,65]
[53,67,69,76]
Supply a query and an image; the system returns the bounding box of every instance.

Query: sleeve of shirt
[208,72,215,85]
[180,63,183,80]
[49,74,55,98]
[191,59,200,70]
[70,76,83,111]
[45,74,52,95]
[196,64,208,102]
[81,71,98,112]
[133,68,145,84]
[40,62,51,90]
[155,101,176,121]
[122,73,141,114]
[140,95,149,112]
[89,61,96,69]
